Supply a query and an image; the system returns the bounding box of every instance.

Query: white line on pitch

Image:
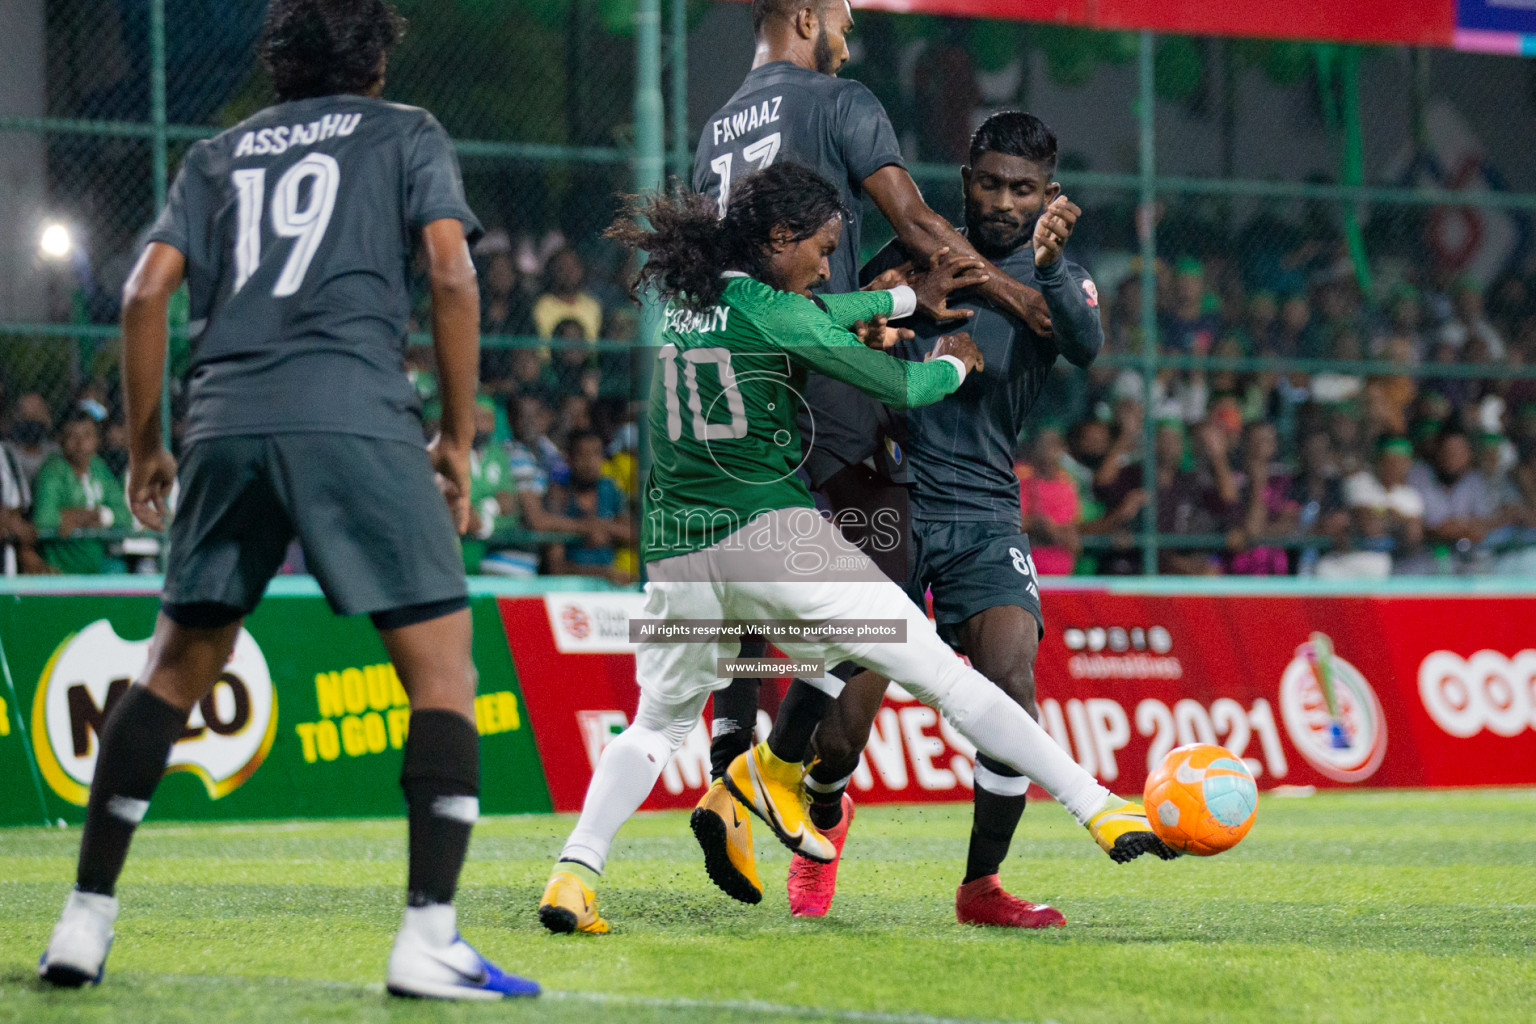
[130,973,1049,1023]
[542,990,1052,1024]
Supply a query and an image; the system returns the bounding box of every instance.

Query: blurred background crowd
[4,1,1536,579]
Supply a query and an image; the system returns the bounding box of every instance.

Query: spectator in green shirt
[31,412,131,574]
[463,398,530,575]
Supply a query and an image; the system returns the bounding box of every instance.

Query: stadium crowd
[5,214,1536,580]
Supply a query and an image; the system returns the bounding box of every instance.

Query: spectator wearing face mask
[1,437,47,575]
[31,412,132,574]
[6,393,58,484]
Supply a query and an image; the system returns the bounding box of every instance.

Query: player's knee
[141,619,241,709]
[634,695,702,751]
[996,663,1037,720]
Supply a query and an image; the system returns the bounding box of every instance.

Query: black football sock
[805,748,859,831]
[806,769,852,831]
[709,644,764,780]
[765,678,832,765]
[76,686,188,896]
[401,710,480,907]
[964,754,1029,885]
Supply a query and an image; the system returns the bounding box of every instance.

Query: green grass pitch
[2,788,1534,1024]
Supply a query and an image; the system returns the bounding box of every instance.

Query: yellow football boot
[1086,796,1180,863]
[723,741,835,863]
[538,870,610,934]
[690,779,764,904]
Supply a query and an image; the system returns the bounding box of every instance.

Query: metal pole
[150,0,171,449]
[1138,31,1158,576]
[1339,46,1373,297]
[635,0,665,585]
[670,0,689,179]
[0,630,54,825]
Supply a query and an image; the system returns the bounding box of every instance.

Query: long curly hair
[263,0,405,103]
[605,163,848,313]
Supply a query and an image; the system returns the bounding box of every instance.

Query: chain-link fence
[2,2,1535,578]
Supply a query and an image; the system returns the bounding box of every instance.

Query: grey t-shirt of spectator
[148,95,482,446]
[1407,463,1500,528]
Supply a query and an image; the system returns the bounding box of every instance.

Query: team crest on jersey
[885,438,903,466]
[1080,279,1099,307]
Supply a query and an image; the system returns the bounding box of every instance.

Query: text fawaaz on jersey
[711,97,782,145]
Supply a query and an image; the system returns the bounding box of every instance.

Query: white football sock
[937,669,1110,825]
[400,902,456,947]
[559,723,674,873]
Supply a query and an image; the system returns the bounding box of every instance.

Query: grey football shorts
[902,518,1044,649]
[162,433,467,626]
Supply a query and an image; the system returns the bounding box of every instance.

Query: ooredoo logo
[1277,633,1387,783]
[31,620,277,805]
[1417,650,1536,738]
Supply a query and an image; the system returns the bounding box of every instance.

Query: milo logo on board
[31,620,277,805]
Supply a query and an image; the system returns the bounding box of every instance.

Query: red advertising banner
[795,1,1461,48]
[501,590,1536,813]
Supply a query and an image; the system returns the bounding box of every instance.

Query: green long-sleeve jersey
[642,275,963,563]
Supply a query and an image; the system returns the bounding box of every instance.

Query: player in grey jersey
[778,112,1149,926]
[693,0,1061,849]
[38,0,536,1000]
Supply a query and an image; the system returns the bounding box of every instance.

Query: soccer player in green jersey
[538,163,1164,935]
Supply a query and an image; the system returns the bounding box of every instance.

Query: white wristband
[98,506,114,528]
[887,284,917,319]
[934,353,967,387]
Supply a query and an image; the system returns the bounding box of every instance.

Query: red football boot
[785,794,855,918]
[955,874,1066,928]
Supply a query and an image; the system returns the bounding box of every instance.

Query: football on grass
[1143,743,1257,855]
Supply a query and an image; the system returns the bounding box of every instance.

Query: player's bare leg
[40,611,241,986]
[951,606,1064,928]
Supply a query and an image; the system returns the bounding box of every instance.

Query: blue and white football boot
[385,903,539,1000]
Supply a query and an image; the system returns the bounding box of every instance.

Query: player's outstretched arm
[766,289,980,408]
[121,241,185,529]
[423,218,481,535]
[863,165,1053,334]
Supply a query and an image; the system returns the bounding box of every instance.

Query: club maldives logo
[544,594,648,654]
[31,620,278,805]
[1277,632,1387,783]
[561,604,592,640]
